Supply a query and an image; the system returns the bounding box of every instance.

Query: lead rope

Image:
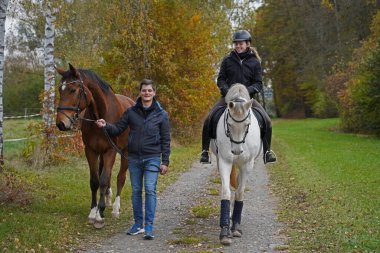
[101,128,129,160]
[101,121,159,173]
[77,117,129,160]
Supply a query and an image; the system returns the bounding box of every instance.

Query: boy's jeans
[128,157,160,228]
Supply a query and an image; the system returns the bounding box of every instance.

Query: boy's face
[140,84,156,103]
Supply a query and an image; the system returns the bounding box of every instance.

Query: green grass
[0,118,200,252]
[2,118,42,157]
[191,201,218,218]
[169,235,209,245]
[270,118,380,252]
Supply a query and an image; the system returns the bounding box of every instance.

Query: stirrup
[200,150,211,164]
[264,150,277,164]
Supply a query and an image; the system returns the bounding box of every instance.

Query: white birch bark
[0,0,9,168]
[43,4,56,131]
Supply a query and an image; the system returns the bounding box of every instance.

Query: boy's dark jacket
[105,97,171,166]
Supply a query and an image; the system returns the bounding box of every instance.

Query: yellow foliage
[100,0,226,141]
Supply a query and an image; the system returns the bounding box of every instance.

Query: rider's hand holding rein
[95,119,107,128]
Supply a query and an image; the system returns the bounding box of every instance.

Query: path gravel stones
[84,155,288,253]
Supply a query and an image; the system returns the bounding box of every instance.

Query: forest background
[3,0,380,142]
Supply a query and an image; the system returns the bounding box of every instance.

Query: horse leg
[112,154,128,218]
[94,150,117,229]
[231,167,249,237]
[100,156,113,207]
[219,160,232,245]
[85,148,100,224]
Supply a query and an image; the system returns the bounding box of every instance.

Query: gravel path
[84,155,287,253]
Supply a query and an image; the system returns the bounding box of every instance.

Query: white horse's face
[227,99,253,155]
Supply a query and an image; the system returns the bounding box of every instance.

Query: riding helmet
[232,30,252,43]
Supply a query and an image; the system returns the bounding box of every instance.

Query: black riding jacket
[104,97,171,166]
[217,49,263,97]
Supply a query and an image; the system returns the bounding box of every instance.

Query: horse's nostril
[56,121,66,131]
[231,149,243,155]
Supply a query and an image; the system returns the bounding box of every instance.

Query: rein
[224,107,251,144]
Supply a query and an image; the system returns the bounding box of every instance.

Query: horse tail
[230,165,238,189]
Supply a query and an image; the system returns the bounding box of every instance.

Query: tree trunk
[0,0,9,171]
[43,4,56,161]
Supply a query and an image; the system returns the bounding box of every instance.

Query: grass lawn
[270,118,379,252]
[0,117,200,252]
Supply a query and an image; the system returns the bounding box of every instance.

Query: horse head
[225,84,253,155]
[56,63,92,131]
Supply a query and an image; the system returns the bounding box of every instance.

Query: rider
[200,30,277,164]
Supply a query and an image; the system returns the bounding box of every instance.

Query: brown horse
[55,63,134,228]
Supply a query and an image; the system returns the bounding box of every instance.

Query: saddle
[209,106,266,139]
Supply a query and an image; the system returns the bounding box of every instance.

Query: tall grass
[270,118,380,252]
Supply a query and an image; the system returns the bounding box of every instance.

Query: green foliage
[313,90,339,118]
[271,118,380,252]
[340,41,380,135]
[339,11,380,135]
[253,0,378,118]
[3,61,43,116]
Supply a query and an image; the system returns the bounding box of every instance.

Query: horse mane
[225,83,250,103]
[77,69,113,94]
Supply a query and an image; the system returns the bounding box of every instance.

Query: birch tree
[43,4,55,127]
[0,0,9,170]
[43,2,56,155]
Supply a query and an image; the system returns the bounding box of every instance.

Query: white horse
[210,83,262,245]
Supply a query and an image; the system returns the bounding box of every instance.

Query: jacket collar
[133,97,163,114]
[231,49,255,62]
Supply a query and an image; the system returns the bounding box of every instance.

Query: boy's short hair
[140,78,155,91]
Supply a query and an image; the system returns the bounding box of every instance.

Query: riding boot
[200,119,211,164]
[263,127,277,164]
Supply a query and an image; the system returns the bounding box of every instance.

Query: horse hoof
[231,223,242,237]
[232,230,242,237]
[112,211,120,219]
[88,218,95,224]
[93,219,105,229]
[220,236,232,245]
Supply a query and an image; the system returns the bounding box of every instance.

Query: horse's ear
[55,65,65,76]
[68,63,80,78]
[244,99,253,111]
[228,101,235,109]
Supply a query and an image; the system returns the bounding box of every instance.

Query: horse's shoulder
[115,94,134,109]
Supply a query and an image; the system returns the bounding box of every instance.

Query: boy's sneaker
[126,224,144,235]
[143,225,154,240]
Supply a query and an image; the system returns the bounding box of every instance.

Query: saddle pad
[251,107,265,130]
[210,106,226,139]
